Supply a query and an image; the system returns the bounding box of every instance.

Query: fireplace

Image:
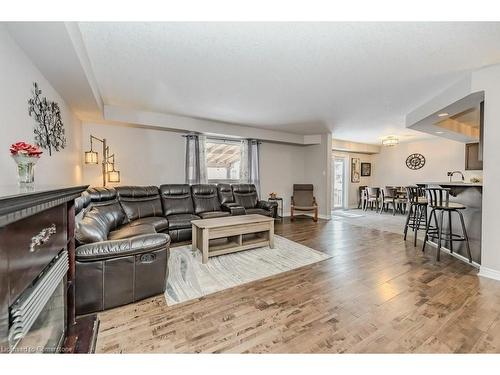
[0,185,97,353]
[8,251,68,353]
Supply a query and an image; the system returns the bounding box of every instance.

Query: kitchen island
[417,182,482,265]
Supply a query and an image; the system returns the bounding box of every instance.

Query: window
[206,139,242,183]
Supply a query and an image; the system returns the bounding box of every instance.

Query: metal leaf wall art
[28,82,66,156]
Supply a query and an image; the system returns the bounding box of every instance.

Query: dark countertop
[418,182,482,187]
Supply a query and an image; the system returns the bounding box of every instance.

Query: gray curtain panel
[248,139,261,197]
[185,134,207,184]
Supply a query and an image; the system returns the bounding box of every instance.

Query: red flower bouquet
[10,142,42,184]
[10,142,43,157]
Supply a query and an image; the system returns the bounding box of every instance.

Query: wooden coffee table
[191,214,275,264]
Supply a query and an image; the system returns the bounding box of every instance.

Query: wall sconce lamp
[84,135,121,186]
[107,169,121,183]
[106,153,120,183]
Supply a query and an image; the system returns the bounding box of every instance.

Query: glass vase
[12,154,38,185]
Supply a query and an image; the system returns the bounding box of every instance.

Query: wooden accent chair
[291,184,318,222]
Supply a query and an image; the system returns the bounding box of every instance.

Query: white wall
[260,142,305,214]
[0,25,82,185]
[471,64,500,280]
[303,133,332,218]
[82,122,312,215]
[333,152,373,208]
[82,123,185,187]
[371,138,483,187]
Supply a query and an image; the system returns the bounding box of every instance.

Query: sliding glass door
[332,157,347,210]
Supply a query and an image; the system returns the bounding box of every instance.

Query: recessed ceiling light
[437,112,449,117]
[435,131,444,134]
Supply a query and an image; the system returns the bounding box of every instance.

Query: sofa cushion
[217,183,234,204]
[76,233,170,262]
[86,186,117,202]
[76,203,126,244]
[108,223,157,241]
[198,211,231,219]
[167,213,200,230]
[75,191,91,215]
[191,184,222,214]
[168,228,192,242]
[116,186,163,221]
[159,184,195,216]
[128,216,169,232]
[245,208,272,217]
[232,184,259,209]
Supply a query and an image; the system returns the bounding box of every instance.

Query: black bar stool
[421,187,472,262]
[403,186,428,246]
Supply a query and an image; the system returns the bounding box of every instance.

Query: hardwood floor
[95,215,500,353]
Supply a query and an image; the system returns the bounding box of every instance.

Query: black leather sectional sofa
[74,183,276,314]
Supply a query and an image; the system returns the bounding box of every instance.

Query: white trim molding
[478,266,500,282]
[104,105,323,146]
[423,240,480,269]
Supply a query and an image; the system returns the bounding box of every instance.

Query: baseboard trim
[478,266,500,281]
[424,240,480,269]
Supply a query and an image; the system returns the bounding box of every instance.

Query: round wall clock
[406,153,426,170]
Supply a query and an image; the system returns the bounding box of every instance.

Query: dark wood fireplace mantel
[0,185,97,353]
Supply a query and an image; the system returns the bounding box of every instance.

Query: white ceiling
[27,23,500,143]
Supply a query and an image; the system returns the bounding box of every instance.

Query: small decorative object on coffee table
[9,142,43,185]
[191,214,275,264]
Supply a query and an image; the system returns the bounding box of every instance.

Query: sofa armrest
[258,200,277,210]
[76,233,170,262]
[258,200,278,217]
[221,202,246,216]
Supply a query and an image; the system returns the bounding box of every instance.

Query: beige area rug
[165,235,331,306]
[331,208,409,236]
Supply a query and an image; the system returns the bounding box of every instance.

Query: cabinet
[465,143,483,170]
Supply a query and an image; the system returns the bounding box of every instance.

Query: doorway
[332,156,348,210]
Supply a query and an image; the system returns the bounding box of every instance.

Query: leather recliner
[116,186,169,233]
[73,183,276,314]
[159,184,200,242]
[217,184,246,216]
[231,184,277,217]
[74,187,170,315]
[191,184,231,219]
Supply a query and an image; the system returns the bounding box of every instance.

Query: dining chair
[380,187,398,215]
[364,187,381,211]
[358,185,368,209]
